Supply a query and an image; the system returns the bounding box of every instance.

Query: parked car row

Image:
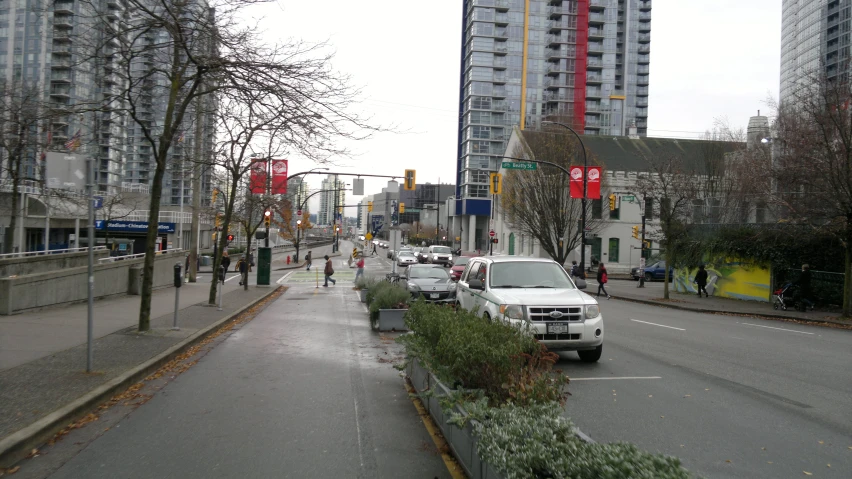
[629,260,673,282]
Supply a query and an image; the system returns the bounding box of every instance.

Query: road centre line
[738,322,814,335]
[569,376,662,381]
[630,319,686,331]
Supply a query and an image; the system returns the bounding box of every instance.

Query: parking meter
[174,263,183,288]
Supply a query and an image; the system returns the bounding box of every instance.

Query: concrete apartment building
[452,0,652,252]
[780,0,851,104]
[318,175,346,226]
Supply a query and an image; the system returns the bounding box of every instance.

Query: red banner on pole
[586,166,602,199]
[569,166,584,199]
[270,159,288,195]
[249,159,268,194]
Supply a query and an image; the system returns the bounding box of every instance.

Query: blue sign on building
[371,215,384,234]
[95,220,176,234]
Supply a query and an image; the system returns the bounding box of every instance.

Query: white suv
[456,256,604,362]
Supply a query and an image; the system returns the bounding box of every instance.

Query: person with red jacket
[596,263,611,299]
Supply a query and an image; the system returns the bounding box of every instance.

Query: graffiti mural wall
[674,258,771,302]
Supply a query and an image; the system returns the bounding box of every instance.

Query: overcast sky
[246,0,781,214]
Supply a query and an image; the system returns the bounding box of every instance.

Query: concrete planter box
[358,289,368,303]
[376,308,408,331]
[407,358,594,479]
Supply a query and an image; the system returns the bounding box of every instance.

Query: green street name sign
[622,195,636,202]
[501,161,537,170]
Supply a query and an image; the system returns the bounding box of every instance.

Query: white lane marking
[739,322,814,335]
[570,376,662,381]
[224,274,240,283]
[276,271,294,284]
[630,319,686,331]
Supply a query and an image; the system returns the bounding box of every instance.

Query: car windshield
[432,246,452,254]
[399,252,415,258]
[409,268,449,279]
[453,256,474,266]
[490,262,575,289]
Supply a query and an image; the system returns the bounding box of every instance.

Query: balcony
[586,87,602,98]
[586,58,603,69]
[588,28,604,40]
[49,86,71,98]
[586,73,603,84]
[493,58,507,69]
[639,0,652,11]
[53,31,72,42]
[636,75,649,86]
[50,72,72,83]
[52,45,72,55]
[635,108,648,117]
[587,42,604,54]
[547,63,571,74]
[638,33,651,44]
[547,34,574,45]
[548,6,573,17]
[637,54,650,64]
[636,86,649,96]
[495,0,510,10]
[549,20,574,31]
[585,102,602,113]
[589,0,606,10]
[545,77,574,89]
[54,1,74,14]
[585,118,602,128]
[492,87,507,97]
[494,28,509,39]
[638,11,652,22]
[53,15,74,29]
[638,44,650,54]
[544,91,573,102]
[493,72,507,83]
[637,65,650,75]
[547,47,573,60]
[495,13,509,25]
[636,121,648,129]
[589,12,605,24]
[638,21,651,33]
[636,98,649,107]
[51,58,72,69]
[494,43,508,53]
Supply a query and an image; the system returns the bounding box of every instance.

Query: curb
[0,286,284,467]
[612,295,849,327]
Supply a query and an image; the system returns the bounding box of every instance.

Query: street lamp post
[542,121,588,278]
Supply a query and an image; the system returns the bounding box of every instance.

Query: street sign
[365,232,373,241]
[93,196,103,209]
[622,195,636,203]
[489,230,496,237]
[501,161,537,170]
[297,209,302,216]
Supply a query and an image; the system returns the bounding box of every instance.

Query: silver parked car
[397,251,419,267]
[403,265,457,302]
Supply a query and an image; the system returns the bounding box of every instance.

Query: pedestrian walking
[371,243,377,256]
[355,256,365,281]
[596,263,611,299]
[694,264,709,297]
[792,264,813,309]
[570,260,579,278]
[323,255,336,287]
[220,251,231,279]
[238,258,247,286]
[305,251,312,271]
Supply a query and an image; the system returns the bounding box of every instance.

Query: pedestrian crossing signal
[404,169,416,191]
[489,173,502,195]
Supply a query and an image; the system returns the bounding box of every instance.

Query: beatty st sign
[501,161,537,170]
[95,220,176,234]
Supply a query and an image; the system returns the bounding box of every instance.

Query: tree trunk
[663,245,673,300]
[188,95,205,282]
[208,182,239,304]
[138,161,167,332]
[844,217,852,317]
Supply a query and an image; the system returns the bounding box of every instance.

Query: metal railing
[98,248,184,264]
[0,246,107,259]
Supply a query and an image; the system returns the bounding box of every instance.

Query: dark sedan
[631,260,673,281]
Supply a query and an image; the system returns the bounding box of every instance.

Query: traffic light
[367,201,373,212]
[296,219,302,229]
[491,238,499,244]
[404,169,416,191]
[644,240,651,249]
[227,234,234,243]
[211,188,219,207]
[264,210,271,228]
[608,193,617,211]
[489,172,502,195]
[632,225,639,239]
[399,202,405,214]
[215,213,223,230]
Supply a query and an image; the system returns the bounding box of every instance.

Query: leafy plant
[399,301,568,407]
[460,402,690,479]
[365,280,393,305]
[354,275,380,291]
[368,283,410,321]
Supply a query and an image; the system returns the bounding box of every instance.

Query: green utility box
[257,247,272,286]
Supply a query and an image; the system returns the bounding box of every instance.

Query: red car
[450,254,480,281]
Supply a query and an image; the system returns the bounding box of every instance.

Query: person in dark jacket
[323,255,336,287]
[570,260,579,278]
[792,264,812,308]
[596,263,611,299]
[695,264,709,297]
[238,258,247,286]
[305,251,312,271]
[220,251,231,279]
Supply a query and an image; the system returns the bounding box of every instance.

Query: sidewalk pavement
[0,285,280,466]
[602,279,850,326]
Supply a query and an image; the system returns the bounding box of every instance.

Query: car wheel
[644,272,653,282]
[578,345,603,363]
[483,312,492,322]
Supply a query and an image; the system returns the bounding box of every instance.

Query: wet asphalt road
[44,242,451,479]
[557,296,852,478]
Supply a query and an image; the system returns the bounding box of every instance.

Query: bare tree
[0,80,51,253]
[636,155,700,299]
[501,130,606,266]
[74,0,381,330]
[769,69,852,315]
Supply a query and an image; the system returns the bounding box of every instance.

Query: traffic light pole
[639,195,647,288]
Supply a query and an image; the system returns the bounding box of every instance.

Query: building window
[608,238,620,263]
[644,198,654,219]
[591,199,602,219]
[609,204,620,220]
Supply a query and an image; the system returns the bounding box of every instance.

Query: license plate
[430,293,440,299]
[547,323,568,334]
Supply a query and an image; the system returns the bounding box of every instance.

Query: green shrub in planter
[399,301,568,407]
[365,280,393,305]
[354,275,380,291]
[461,401,690,479]
[368,283,410,321]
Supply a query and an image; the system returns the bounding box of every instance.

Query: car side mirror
[469,278,484,290]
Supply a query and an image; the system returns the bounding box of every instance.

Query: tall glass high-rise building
[454,0,651,251]
[780,0,851,105]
